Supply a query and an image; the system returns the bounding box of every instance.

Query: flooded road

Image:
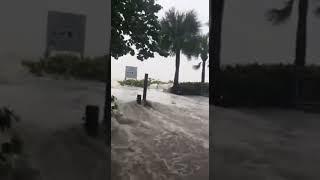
[111,84,209,179]
[2,76,320,179]
[0,77,107,180]
[0,77,209,180]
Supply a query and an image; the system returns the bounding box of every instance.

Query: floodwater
[0,73,209,179]
[214,107,320,179]
[0,76,108,180]
[111,83,209,179]
[1,73,320,179]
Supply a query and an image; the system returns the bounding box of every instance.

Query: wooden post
[143,73,148,102]
[137,95,142,104]
[85,105,99,137]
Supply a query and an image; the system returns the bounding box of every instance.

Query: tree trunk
[201,60,206,83]
[294,0,308,105]
[173,49,181,89]
[295,0,308,67]
[210,0,225,106]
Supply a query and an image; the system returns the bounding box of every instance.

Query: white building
[0,0,110,59]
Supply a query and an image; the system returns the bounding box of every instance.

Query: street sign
[125,66,137,80]
[45,11,86,57]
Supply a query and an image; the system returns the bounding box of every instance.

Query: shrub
[21,60,43,76]
[169,82,209,96]
[117,79,167,88]
[22,55,107,82]
[118,79,146,88]
[216,64,320,107]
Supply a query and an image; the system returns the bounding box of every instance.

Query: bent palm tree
[193,34,209,83]
[159,8,201,90]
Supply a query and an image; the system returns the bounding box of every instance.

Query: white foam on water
[111,92,209,179]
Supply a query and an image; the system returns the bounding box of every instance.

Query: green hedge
[22,55,106,81]
[118,79,167,88]
[118,79,147,87]
[170,82,209,96]
[216,64,320,107]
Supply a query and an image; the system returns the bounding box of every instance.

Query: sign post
[125,66,138,80]
[45,11,86,58]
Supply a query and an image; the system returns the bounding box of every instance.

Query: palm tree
[159,8,201,90]
[266,0,319,103]
[193,34,209,83]
[266,0,320,66]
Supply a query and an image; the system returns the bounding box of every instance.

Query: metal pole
[143,73,148,102]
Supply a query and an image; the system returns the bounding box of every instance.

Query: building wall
[0,0,109,59]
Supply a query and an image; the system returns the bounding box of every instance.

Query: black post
[84,105,99,137]
[143,73,148,102]
[137,95,142,104]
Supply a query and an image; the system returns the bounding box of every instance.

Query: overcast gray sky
[112,0,209,82]
[222,0,320,64]
[111,0,320,82]
[1,0,320,82]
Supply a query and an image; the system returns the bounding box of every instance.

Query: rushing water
[111,83,209,179]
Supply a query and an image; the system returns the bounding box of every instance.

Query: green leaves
[199,34,209,62]
[159,8,201,58]
[111,0,162,61]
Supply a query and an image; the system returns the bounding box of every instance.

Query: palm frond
[181,35,201,60]
[266,0,295,25]
[159,8,201,58]
[159,8,179,54]
[193,62,202,70]
[197,34,209,61]
[183,10,201,35]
